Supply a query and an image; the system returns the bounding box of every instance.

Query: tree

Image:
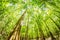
[0,0,60,40]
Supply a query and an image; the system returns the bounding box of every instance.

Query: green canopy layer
[0,0,60,40]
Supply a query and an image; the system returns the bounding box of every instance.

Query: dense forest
[0,0,60,40]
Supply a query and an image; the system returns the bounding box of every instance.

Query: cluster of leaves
[20,0,60,38]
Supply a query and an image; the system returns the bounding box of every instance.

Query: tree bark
[7,10,26,40]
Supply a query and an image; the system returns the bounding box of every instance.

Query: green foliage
[0,0,60,40]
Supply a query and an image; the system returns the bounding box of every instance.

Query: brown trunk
[7,10,26,40]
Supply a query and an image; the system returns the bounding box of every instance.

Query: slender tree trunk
[7,10,26,40]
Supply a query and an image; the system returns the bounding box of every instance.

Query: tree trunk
[7,10,26,40]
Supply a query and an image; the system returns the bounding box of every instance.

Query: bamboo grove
[0,0,60,40]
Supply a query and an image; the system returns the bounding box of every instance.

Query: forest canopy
[0,0,60,40]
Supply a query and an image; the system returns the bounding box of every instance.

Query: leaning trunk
[7,10,26,40]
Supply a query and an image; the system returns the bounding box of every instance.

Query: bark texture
[7,10,26,40]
